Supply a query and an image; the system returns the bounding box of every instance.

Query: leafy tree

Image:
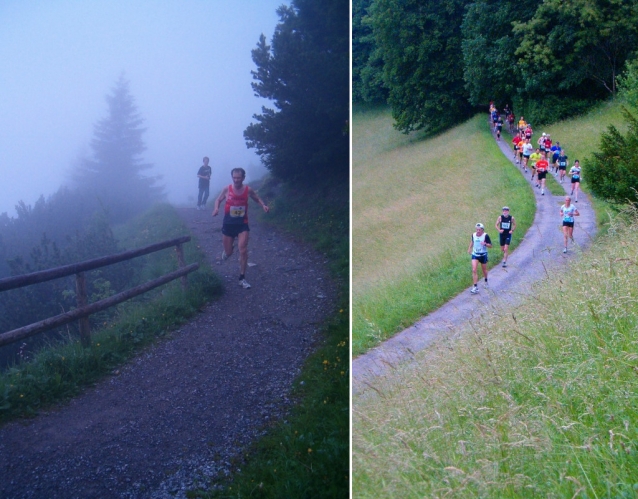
[618,55,638,109]
[368,0,473,134]
[461,0,540,108]
[244,0,349,187]
[513,0,638,97]
[588,107,638,205]
[72,75,164,223]
[353,0,388,103]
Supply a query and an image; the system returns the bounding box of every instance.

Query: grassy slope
[353,102,636,498]
[353,108,535,356]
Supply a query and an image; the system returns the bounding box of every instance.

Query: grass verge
[353,205,638,498]
[0,204,222,424]
[353,109,535,356]
[191,179,350,499]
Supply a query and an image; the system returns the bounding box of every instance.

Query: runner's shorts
[562,221,574,228]
[538,171,547,180]
[499,233,512,247]
[472,253,488,264]
[222,223,250,238]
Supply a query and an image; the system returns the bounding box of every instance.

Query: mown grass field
[353,108,535,356]
[353,205,638,499]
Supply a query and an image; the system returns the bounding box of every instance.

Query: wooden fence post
[175,243,187,290]
[75,272,91,347]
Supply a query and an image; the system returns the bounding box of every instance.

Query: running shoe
[470,286,479,294]
[239,278,251,289]
[502,261,507,268]
[542,191,545,195]
[221,250,229,262]
[563,248,567,253]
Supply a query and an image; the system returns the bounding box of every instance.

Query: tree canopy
[72,75,164,222]
[354,0,638,133]
[244,0,349,187]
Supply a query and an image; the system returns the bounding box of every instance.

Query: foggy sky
[0,0,283,217]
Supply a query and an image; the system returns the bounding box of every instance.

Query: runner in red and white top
[212,168,269,289]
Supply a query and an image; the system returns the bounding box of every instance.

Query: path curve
[353,125,597,395]
[0,206,337,498]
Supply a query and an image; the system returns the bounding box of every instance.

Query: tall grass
[0,204,222,423]
[353,108,535,356]
[353,206,638,498]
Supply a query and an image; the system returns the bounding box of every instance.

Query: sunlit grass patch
[353,206,638,499]
[353,109,535,355]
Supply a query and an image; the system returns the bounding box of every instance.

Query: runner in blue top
[560,196,580,253]
[468,223,492,294]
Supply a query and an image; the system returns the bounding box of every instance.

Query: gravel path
[353,126,598,395]
[0,206,336,498]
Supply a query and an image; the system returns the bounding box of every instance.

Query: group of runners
[196,158,270,290]
[470,104,584,294]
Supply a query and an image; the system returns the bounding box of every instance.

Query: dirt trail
[353,126,597,395]
[0,206,336,499]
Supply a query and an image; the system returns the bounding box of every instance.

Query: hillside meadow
[352,108,535,356]
[352,204,638,499]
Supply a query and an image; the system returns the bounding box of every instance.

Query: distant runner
[495,207,516,267]
[569,160,582,202]
[212,168,270,289]
[197,156,212,210]
[535,152,550,196]
[560,196,580,253]
[557,150,569,183]
[468,223,492,294]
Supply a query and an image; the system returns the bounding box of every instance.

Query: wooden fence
[0,236,199,348]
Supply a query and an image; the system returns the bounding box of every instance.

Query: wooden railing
[0,236,199,348]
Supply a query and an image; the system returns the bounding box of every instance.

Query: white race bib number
[229,205,246,218]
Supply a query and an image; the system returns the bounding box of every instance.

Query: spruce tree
[73,75,164,222]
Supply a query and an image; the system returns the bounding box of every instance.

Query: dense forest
[353,0,638,134]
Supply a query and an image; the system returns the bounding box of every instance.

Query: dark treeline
[245,0,349,191]
[354,0,638,134]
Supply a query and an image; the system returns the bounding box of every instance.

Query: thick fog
[0,0,283,217]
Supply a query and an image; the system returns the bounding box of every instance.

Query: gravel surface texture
[0,206,337,498]
[353,125,598,395]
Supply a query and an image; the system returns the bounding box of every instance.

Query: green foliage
[71,75,165,223]
[588,107,638,205]
[514,0,638,97]
[369,0,473,134]
[353,0,388,103]
[244,0,349,187]
[513,94,595,129]
[618,55,638,110]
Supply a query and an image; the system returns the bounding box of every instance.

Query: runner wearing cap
[495,207,516,267]
[468,223,492,294]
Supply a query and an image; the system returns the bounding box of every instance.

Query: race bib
[560,161,566,166]
[501,222,510,229]
[229,205,246,218]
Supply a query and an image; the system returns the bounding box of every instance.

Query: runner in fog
[212,168,269,289]
[495,207,516,267]
[197,156,212,210]
[468,223,492,294]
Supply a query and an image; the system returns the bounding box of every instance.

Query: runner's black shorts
[571,177,580,184]
[562,221,574,228]
[222,223,249,238]
[472,253,488,264]
[499,233,512,247]
[538,171,547,180]
[559,165,567,171]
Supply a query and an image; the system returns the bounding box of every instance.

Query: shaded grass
[0,204,222,423]
[353,206,638,498]
[191,179,349,498]
[353,109,535,356]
